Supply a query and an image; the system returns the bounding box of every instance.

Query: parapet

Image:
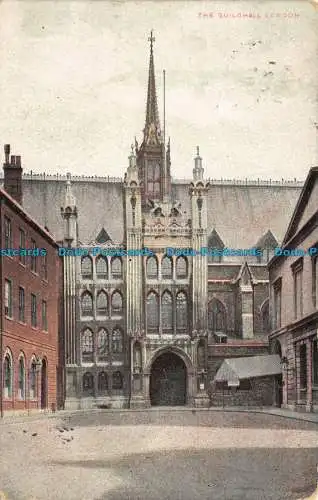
[173,177,304,187]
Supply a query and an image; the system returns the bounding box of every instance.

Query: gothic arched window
[146,256,158,279]
[81,292,93,316]
[162,256,173,279]
[207,230,224,263]
[208,299,226,332]
[162,290,173,331]
[147,292,159,330]
[111,291,123,315]
[96,256,108,279]
[176,291,187,330]
[81,256,93,278]
[29,358,37,399]
[81,328,94,363]
[83,372,94,395]
[97,328,109,362]
[18,354,26,400]
[98,372,108,392]
[176,256,187,279]
[261,300,270,334]
[147,161,161,196]
[112,328,123,353]
[112,371,123,390]
[111,257,122,279]
[96,291,108,316]
[3,351,13,398]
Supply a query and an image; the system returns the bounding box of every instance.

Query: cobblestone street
[0,410,317,500]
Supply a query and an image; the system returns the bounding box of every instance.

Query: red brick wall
[1,199,60,412]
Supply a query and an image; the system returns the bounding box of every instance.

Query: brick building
[1,145,61,415]
[268,166,318,413]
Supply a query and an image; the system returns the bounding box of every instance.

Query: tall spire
[144,30,161,145]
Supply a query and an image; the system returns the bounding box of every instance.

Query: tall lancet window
[96,256,108,279]
[208,299,226,332]
[176,257,187,279]
[261,300,270,334]
[162,256,173,279]
[147,161,161,197]
[81,328,94,363]
[176,292,187,330]
[146,256,158,279]
[98,372,108,392]
[207,229,224,263]
[96,291,108,316]
[147,292,159,330]
[112,371,123,390]
[81,256,93,279]
[111,291,123,315]
[161,290,173,332]
[111,257,122,279]
[97,328,109,362]
[81,292,93,316]
[112,327,123,353]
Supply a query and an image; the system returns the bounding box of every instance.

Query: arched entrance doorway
[150,352,187,406]
[41,359,47,409]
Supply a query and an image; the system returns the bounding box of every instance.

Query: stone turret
[60,172,78,247]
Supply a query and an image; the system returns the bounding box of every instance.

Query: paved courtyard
[0,410,317,500]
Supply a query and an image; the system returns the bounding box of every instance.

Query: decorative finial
[193,146,204,181]
[131,144,134,155]
[148,30,155,53]
[66,172,71,183]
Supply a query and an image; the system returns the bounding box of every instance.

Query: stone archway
[150,352,187,406]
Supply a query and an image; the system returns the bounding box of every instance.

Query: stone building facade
[268,167,318,413]
[1,34,305,409]
[1,146,61,415]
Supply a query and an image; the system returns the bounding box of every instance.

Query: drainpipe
[0,196,4,417]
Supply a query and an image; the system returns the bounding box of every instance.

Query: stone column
[306,339,313,412]
[295,342,301,406]
[124,149,145,407]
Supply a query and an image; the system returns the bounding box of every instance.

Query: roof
[213,354,282,382]
[4,179,302,248]
[255,229,278,249]
[0,187,59,248]
[282,166,318,245]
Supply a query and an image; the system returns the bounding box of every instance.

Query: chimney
[3,144,23,205]
[4,144,10,164]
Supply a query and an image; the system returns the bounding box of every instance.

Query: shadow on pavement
[65,411,318,431]
[50,447,318,500]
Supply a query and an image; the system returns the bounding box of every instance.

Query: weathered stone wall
[209,376,274,407]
